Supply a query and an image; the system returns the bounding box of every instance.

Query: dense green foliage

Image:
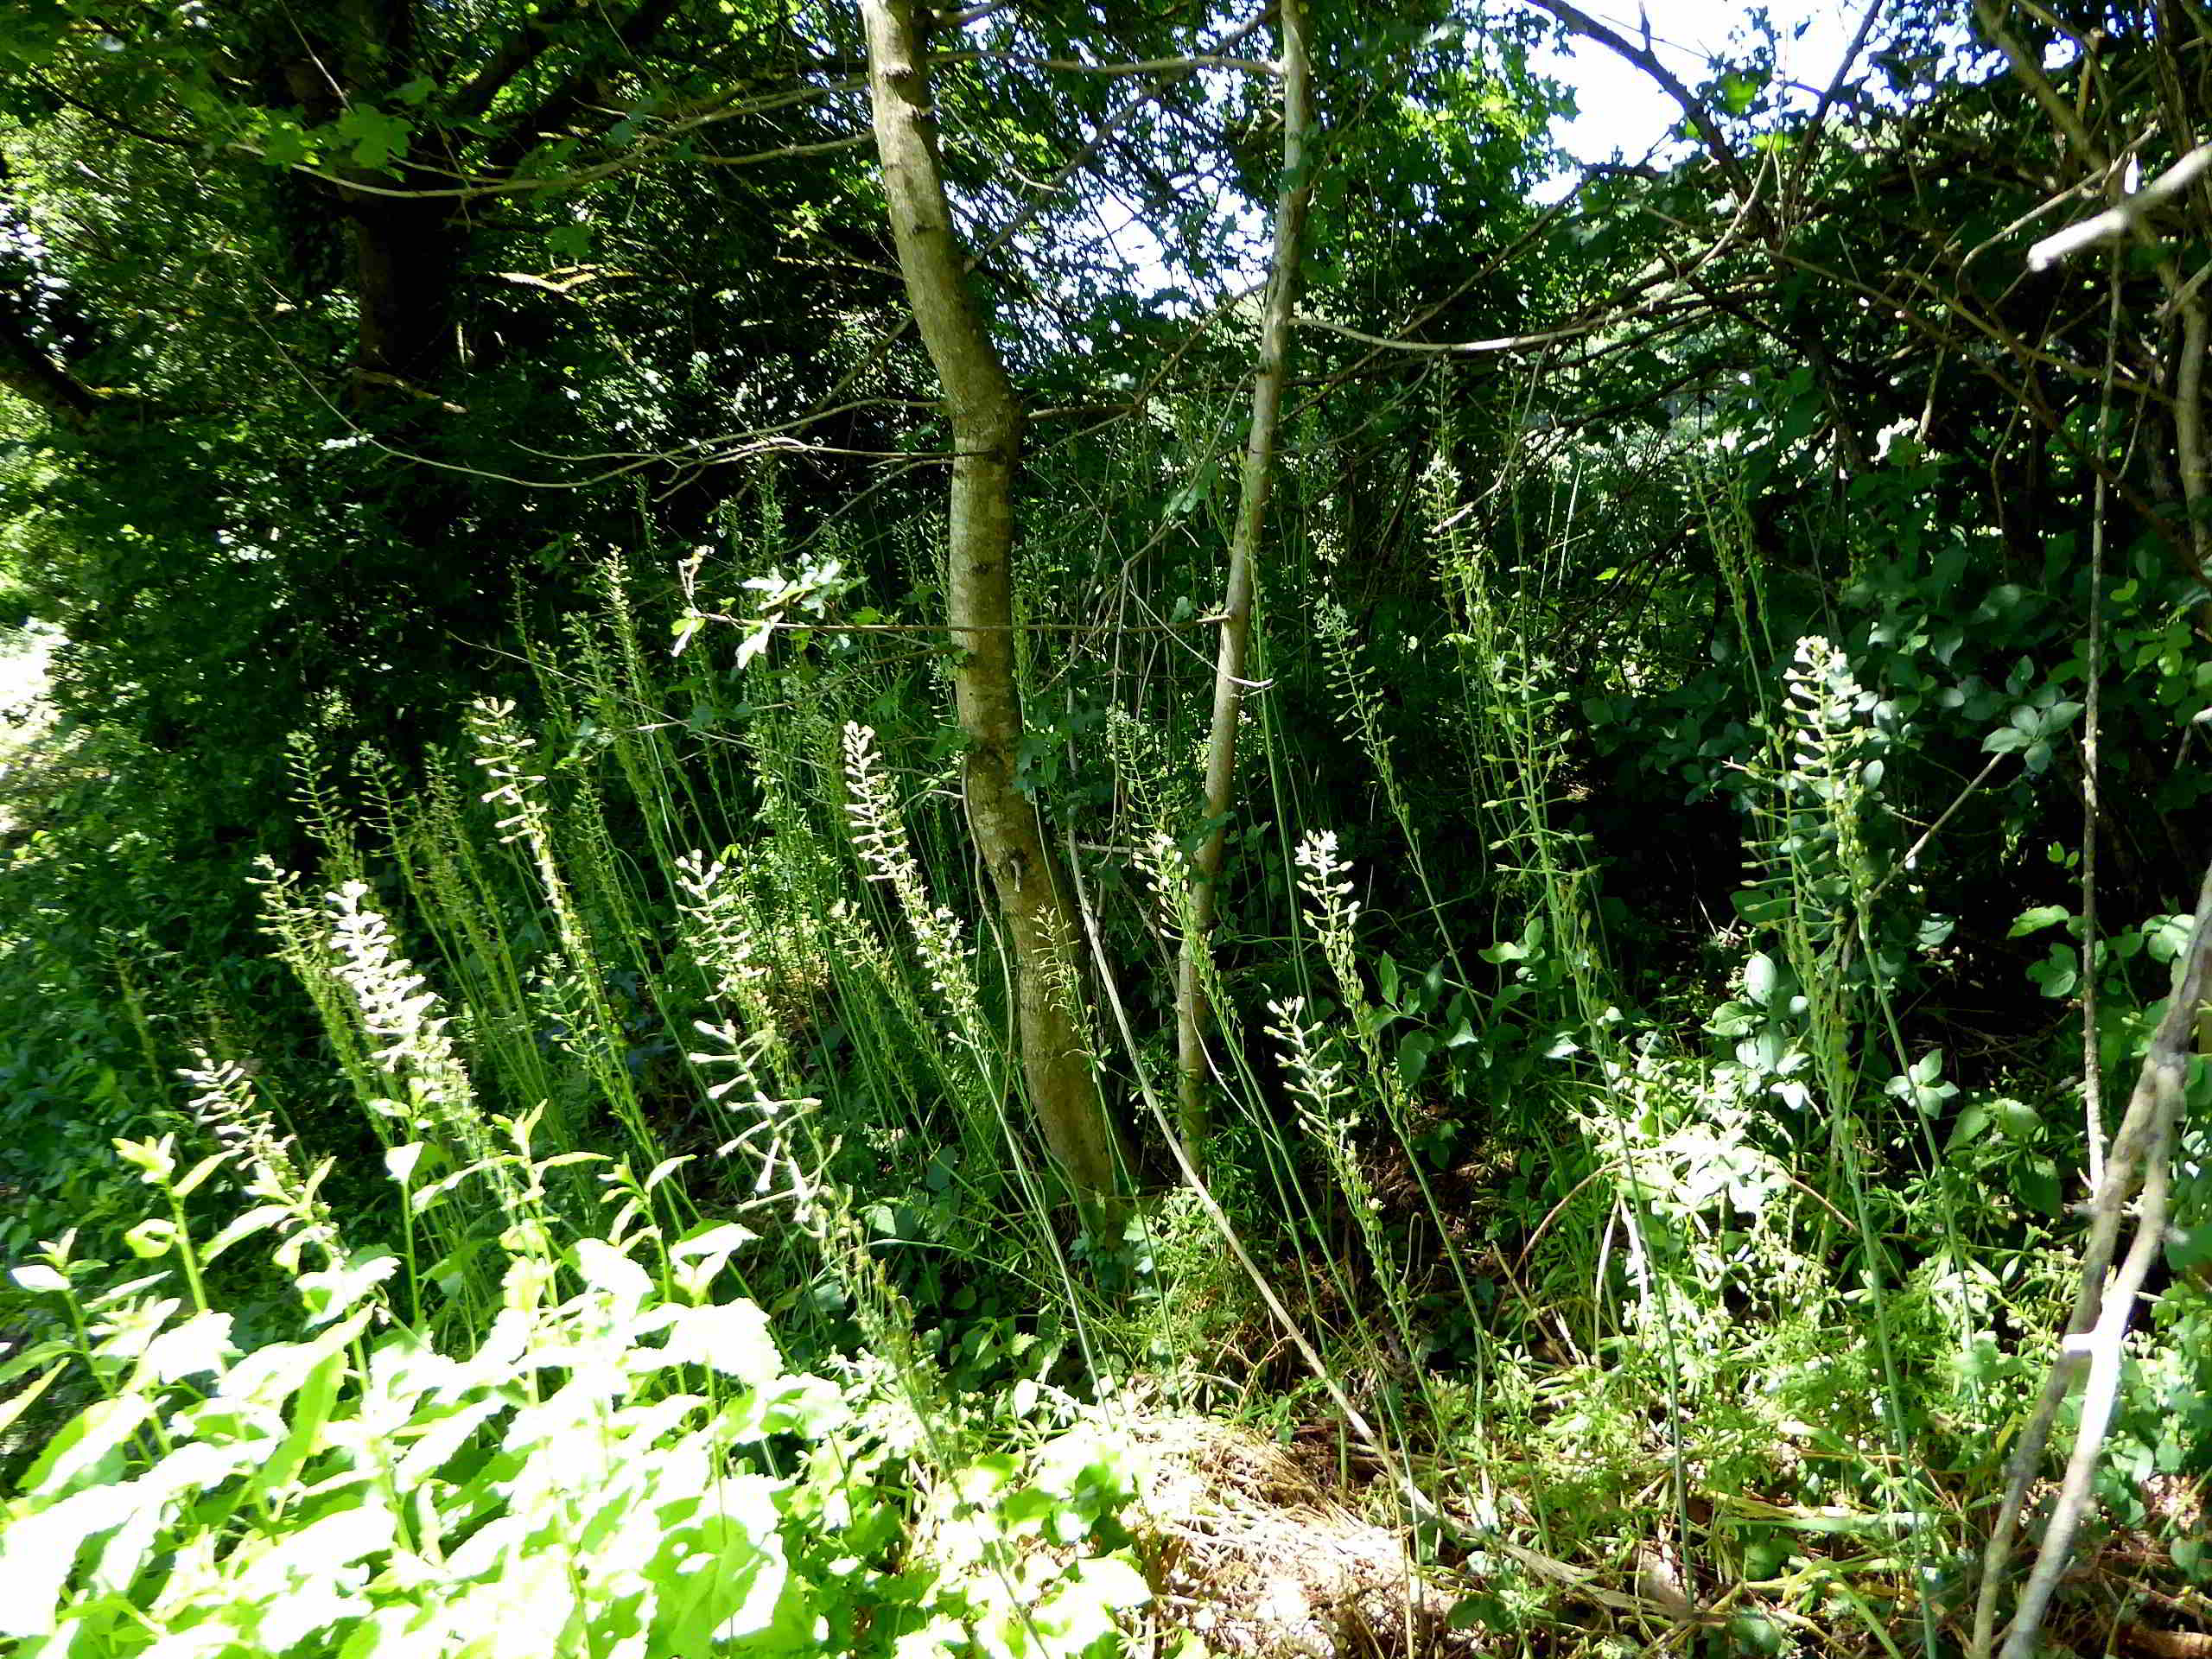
[4,1,2212,1654]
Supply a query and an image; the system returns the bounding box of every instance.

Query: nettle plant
[0,883,1154,1658]
[1,1139,1153,1659]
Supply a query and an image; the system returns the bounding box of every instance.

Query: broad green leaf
[1399,1031,1436,1088]
[574,1236,653,1313]
[0,1484,141,1637]
[202,1204,294,1264]
[121,1217,178,1259]
[659,1300,781,1386]
[169,1154,228,1200]
[1744,952,1779,1006]
[23,1393,157,1500]
[236,1306,372,1400]
[137,1311,236,1383]
[297,1247,397,1325]
[0,1361,66,1443]
[670,1221,758,1299]
[252,1344,347,1499]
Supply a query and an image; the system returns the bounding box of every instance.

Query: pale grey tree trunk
[860,0,1121,1198]
[1173,0,1316,1157]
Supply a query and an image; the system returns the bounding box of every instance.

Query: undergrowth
[3,449,2209,1659]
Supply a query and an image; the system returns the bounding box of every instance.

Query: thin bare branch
[2030,141,2212,268]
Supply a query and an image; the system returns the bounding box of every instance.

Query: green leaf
[2008,905,2069,938]
[201,1203,291,1263]
[659,1300,782,1387]
[2027,944,2078,1000]
[734,622,776,670]
[336,106,411,169]
[2013,1155,2061,1216]
[1946,1103,1991,1152]
[170,1154,228,1200]
[2175,1535,2208,1580]
[671,1220,756,1262]
[0,1483,142,1638]
[1719,68,1764,115]
[574,1236,653,1313]
[297,1247,397,1325]
[252,1346,347,1498]
[547,219,592,263]
[1399,1032,1436,1088]
[259,118,311,168]
[1744,952,1779,1007]
[2145,913,2195,963]
[23,1393,157,1500]
[122,1217,178,1259]
[0,1361,65,1445]
[115,1136,176,1183]
[138,1311,236,1382]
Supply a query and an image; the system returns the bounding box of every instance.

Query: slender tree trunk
[1173,0,1315,1156]
[860,0,1121,1198]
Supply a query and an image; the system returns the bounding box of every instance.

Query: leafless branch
[2030,142,2212,268]
[1971,856,2212,1659]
